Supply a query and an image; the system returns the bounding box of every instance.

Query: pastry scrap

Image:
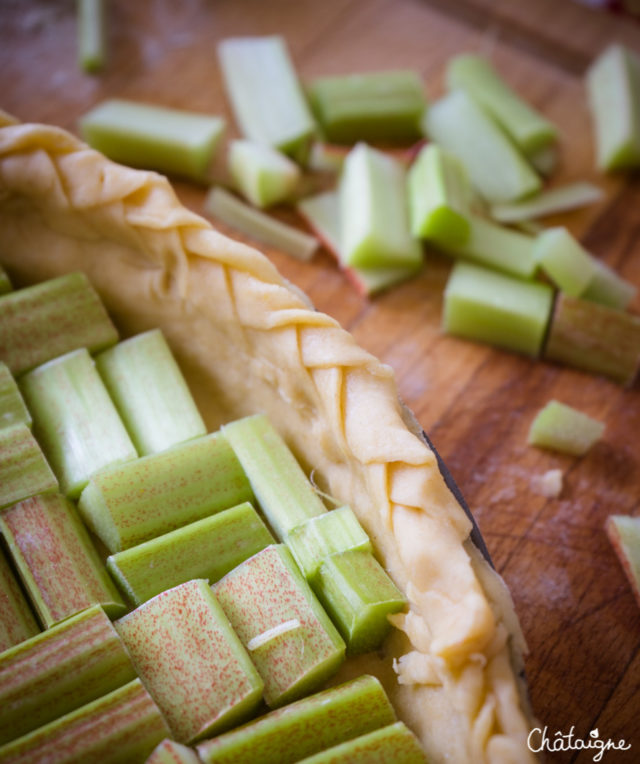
[0,115,536,763]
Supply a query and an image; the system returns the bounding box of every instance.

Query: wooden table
[3,1,640,760]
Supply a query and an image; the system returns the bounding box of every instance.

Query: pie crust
[0,114,537,763]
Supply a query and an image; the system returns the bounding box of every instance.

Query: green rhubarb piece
[78,431,253,553]
[147,739,201,764]
[491,182,603,223]
[545,293,640,385]
[606,515,640,606]
[285,505,372,585]
[212,544,345,708]
[0,271,118,376]
[77,0,106,73]
[196,675,396,764]
[0,362,31,430]
[440,213,537,279]
[443,261,553,356]
[528,143,559,177]
[534,227,595,297]
[20,348,138,498]
[217,36,316,163]
[107,501,273,606]
[307,142,347,173]
[586,44,640,171]
[95,329,206,456]
[80,99,225,182]
[229,140,301,208]
[296,190,421,296]
[0,264,12,295]
[1,493,126,627]
[116,579,264,743]
[0,604,136,745]
[0,423,58,510]
[407,143,471,246]
[296,721,427,764]
[0,678,170,764]
[0,547,39,653]
[307,70,426,145]
[581,258,637,311]
[339,143,423,270]
[447,54,557,157]
[424,90,542,203]
[314,550,405,655]
[221,414,326,539]
[527,400,604,456]
[205,186,319,261]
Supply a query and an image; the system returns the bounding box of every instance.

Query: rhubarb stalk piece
[107,501,273,606]
[229,140,301,208]
[0,604,136,745]
[77,0,106,73]
[0,678,170,764]
[1,493,126,627]
[314,550,406,654]
[146,739,201,764]
[443,261,553,356]
[447,54,557,159]
[339,143,423,270]
[307,70,426,145]
[20,348,138,498]
[221,415,327,539]
[205,186,319,262]
[196,675,396,764]
[544,293,640,385]
[439,214,538,280]
[212,545,346,708]
[424,90,541,203]
[0,362,31,430]
[0,272,118,376]
[78,431,254,552]
[0,547,39,653]
[80,99,226,182]
[115,579,264,743]
[606,515,640,607]
[527,400,604,456]
[586,44,640,171]
[96,329,206,456]
[407,143,471,246]
[490,182,603,223]
[297,190,421,296]
[285,505,372,585]
[217,36,316,163]
[0,423,58,510]
[295,721,427,764]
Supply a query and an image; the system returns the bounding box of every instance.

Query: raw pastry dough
[0,116,536,763]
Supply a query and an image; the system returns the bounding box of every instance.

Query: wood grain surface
[2,1,640,760]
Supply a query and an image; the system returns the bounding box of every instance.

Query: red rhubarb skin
[1,494,125,626]
[0,547,39,651]
[115,579,263,744]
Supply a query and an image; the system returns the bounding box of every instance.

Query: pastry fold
[0,115,536,763]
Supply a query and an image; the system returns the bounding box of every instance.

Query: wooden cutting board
[3,1,640,760]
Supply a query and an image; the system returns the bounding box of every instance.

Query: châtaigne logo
[527,726,632,761]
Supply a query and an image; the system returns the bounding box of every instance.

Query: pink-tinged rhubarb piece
[0,423,58,509]
[115,579,264,744]
[196,675,396,764]
[0,678,170,764]
[212,544,345,708]
[0,271,118,376]
[78,432,254,553]
[0,604,136,745]
[146,738,202,764]
[606,515,640,608]
[0,546,39,653]
[0,493,126,628]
